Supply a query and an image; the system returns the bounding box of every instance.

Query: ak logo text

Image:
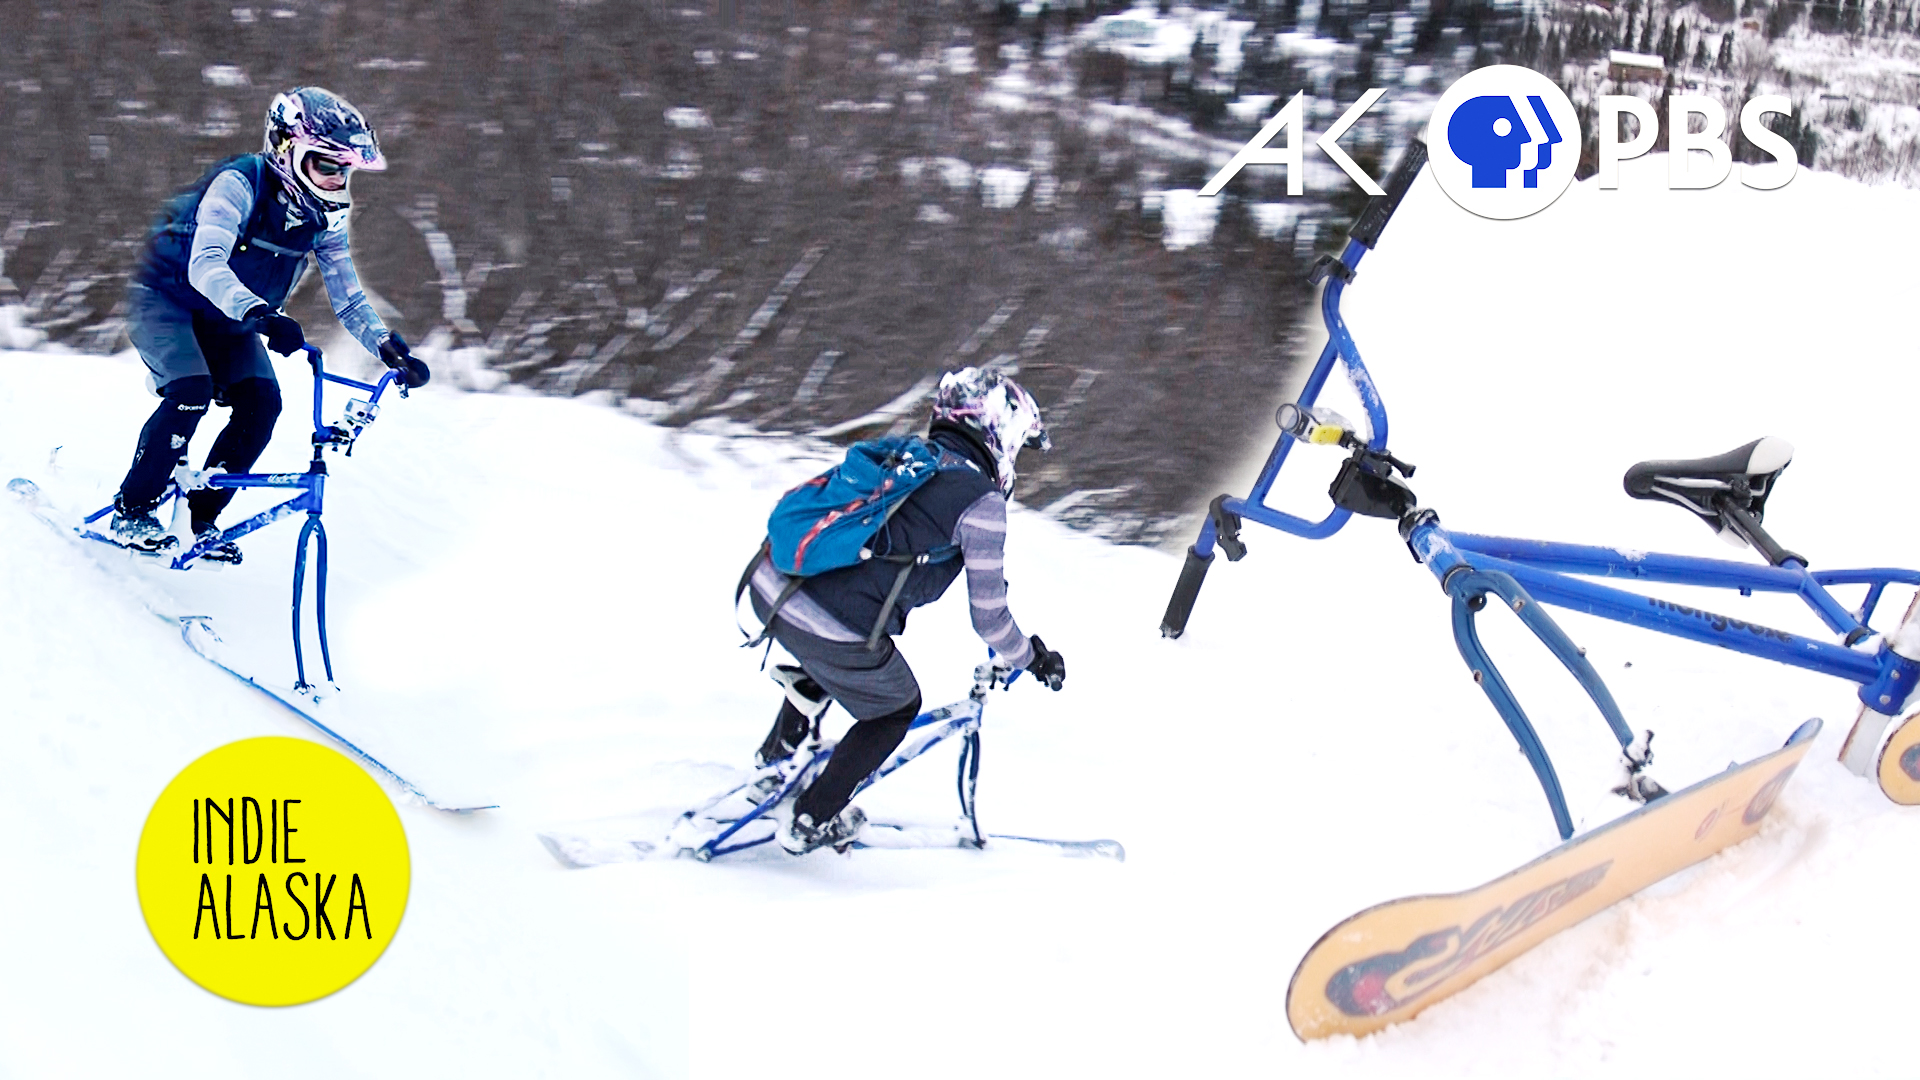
[1204,64,1799,220]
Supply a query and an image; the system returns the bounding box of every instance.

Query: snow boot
[779,804,866,856]
[190,522,244,566]
[110,496,177,553]
[754,664,831,767]
[744,769,789,806]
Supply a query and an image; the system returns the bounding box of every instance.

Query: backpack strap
[855,442,971,650]
[734,540,793,649]
[737,538,959,653]
[745,440,976,653]
[863,544,959,651]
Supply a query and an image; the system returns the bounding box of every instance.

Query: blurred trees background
[1,0,1328,544]
[6,0,1910,539]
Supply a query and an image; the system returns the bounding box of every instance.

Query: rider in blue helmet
[112,87,429,564]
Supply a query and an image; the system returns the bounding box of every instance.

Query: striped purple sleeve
[188,169,268,321]
[954,492,1034,670]
[313,223,392,357]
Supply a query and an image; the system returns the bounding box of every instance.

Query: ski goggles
[306,156,354,178]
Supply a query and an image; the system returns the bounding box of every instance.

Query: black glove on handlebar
[378,332,432,388]
[1026,634,1065,691]
[245,304,305,357]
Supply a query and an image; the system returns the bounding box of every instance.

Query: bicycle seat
[1623,436,1793,532]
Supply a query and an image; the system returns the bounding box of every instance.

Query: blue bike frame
[1161,143,1920,840]
[692,665,1014,860]
[79,345,404,693]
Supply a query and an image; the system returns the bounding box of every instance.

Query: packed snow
[5,155,1920,1078]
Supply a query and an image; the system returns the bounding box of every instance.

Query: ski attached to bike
[1286,718,1819,1040]
[1161,136,1920,1038]
[8,347,494,814]
[9,475,493,813]
[539,660,1124,866]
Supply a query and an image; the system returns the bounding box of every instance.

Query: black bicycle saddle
[1623,436,1794,532]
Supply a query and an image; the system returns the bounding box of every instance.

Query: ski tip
[988,834,1127,862]
[537,831,656,868]
[1066,839,1126,862]
[1787,716,1824,746]
[404,787,497,814]
[428,802,500,814]
[538,833,590,868]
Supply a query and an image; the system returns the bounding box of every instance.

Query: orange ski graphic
[1287,718,1820,1041]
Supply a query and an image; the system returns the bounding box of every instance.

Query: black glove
[245,304,305,356]
[1025,634,1065,691]
[378,332,431,389]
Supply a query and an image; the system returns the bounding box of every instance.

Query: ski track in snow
[4,156,1920,1077]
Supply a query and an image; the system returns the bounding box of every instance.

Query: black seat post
[1714,494,1804,567]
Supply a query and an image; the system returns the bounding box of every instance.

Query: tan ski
[1877,710,1920,805]
[1286,717,1821,1041]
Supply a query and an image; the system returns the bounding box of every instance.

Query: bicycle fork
[1442,565,1639,841]
[290,508,334,695]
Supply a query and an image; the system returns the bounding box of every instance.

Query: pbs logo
[1428,66,1582,220]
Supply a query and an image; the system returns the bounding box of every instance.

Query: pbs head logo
[1428,66,1582,220]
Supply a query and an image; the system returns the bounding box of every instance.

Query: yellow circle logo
[135,736,411,1006]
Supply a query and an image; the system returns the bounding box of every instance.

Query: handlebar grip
[1159,545,1214,639]
[1348,137,1428,250]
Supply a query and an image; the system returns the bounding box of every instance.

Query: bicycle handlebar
[302,344,404,447]
[972,656,1025,699]
[306,345,400,396]
[1348,137,1428,250]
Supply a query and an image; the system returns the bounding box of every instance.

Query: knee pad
[159,374,215,412]
[223,377,282,424]
[771,664,832,720]
[124,375,214,509]
[200,376,283,476]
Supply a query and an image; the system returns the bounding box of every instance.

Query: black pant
[792,698,920,825]
[118,288,283,525]
[748,592,925,823]
[119,375,282,528]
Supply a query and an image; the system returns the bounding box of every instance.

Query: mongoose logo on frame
[1646,596,1796,643]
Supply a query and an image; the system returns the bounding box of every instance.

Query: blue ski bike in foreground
[77,343,395,695]
[10,345,488,811]
[1160,138,1920,836]
[1159,138,1918,1040]
[538,659,1124,866]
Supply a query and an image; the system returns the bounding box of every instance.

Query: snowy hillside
[5,155,1920,1079]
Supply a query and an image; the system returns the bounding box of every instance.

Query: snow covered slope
[4,155,1920,1079]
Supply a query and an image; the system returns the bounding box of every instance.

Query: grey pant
[117,285,284,515]
[750,591,921,721]
[128,284,277,392]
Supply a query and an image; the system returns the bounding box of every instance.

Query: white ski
[537,817,1124,868]
[8,476,495,813]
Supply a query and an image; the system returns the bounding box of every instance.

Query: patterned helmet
[263,87,386,230]
[930,367,1050,497]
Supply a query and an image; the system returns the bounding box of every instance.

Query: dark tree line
[0,0,1326,542]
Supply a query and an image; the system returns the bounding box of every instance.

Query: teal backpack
[741,435,972,649]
